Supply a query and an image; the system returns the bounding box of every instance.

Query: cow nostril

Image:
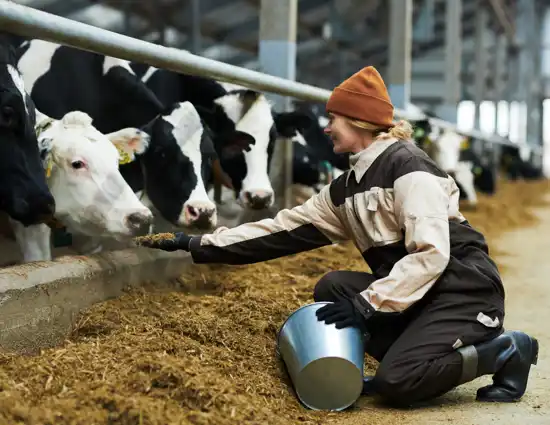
[186,206,199,219]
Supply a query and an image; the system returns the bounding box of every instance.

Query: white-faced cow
[0,34,55,226]
[11,110,154,262]
[127,64,312,212]
[12,38,252,231]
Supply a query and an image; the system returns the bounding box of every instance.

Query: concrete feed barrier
[0,248,193,355]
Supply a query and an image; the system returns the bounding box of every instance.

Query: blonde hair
[348,118,414,141]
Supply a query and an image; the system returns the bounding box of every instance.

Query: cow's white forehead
[39,117,118,163]
[163,101,204,154]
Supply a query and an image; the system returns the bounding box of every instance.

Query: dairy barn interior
[0,0,548,423]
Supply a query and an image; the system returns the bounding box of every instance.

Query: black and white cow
[13,38,253,231]
[0,34,55,226]
[289,111,349,191]
[411,118,483,206]
[500,144,543,181]
[127,64,312,211]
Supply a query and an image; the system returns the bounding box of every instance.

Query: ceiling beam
[486,0,517,46]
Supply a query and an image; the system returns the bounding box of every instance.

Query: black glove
[133,232,192,252]
[316,298,367,332]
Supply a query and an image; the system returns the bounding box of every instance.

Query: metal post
[388,0,413,110]
[505,46,518,137]
[259,0,297,211]
[517,0,542,160]
[494,33,507,135]
[437,0,462,123]
[474,2,488,130]
[191,0,202,54]
[413,0,436,42]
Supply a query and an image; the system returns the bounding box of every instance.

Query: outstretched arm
[136,184,349,265]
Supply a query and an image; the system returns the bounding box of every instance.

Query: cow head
[272,110,314,138]
[35,110,153,239]
[202,89,274,210]
[290,109,350,171]
[0,44,55,226]
[135,101,218,230]
[291,130,330,190]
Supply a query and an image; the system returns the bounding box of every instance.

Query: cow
[127,64,312,212]
[411,118,480,207]
[500,144,543,181]
[11,110,154,262]
[12,38,253,232]
[0,34,55,226]
[299,111,350,171]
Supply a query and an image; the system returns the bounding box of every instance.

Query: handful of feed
[133,232,176,246]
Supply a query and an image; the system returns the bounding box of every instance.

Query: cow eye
[71,160,85,169]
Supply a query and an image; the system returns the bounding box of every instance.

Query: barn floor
[0,179,549,425]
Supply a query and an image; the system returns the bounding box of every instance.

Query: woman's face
[323,113,365,154]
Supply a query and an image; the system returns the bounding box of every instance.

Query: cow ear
[273,111,313,137]
[107,128,151,165]
[216,130,256,160]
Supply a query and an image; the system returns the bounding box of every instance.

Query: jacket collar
[348,137,399,183]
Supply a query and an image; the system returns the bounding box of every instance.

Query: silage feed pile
[0,179,548,425]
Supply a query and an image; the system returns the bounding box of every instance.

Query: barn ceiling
[8,0,538,95]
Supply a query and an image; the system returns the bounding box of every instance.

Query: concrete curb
[0,247,193,355]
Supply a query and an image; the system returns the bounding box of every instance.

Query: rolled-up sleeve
[353,168,451,319]
[189,184,349,264]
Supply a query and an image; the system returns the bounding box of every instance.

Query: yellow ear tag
[460,138,470,150]
[45,156,53,179]
[115,144,134,165]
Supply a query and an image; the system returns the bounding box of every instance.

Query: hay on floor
[0,178,548,425]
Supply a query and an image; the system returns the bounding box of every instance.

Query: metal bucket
[277,302,365,411]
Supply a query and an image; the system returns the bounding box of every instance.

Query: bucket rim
[276,301,333,350]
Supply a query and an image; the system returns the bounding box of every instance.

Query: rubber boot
[457,330,539,402]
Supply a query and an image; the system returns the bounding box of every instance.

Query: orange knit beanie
[326,66,394,127]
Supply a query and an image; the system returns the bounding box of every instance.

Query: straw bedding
[0,179,548,425]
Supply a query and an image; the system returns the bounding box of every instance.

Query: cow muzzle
[242,190,274,210]
[182,202,217,230]
[124,210,154,236]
